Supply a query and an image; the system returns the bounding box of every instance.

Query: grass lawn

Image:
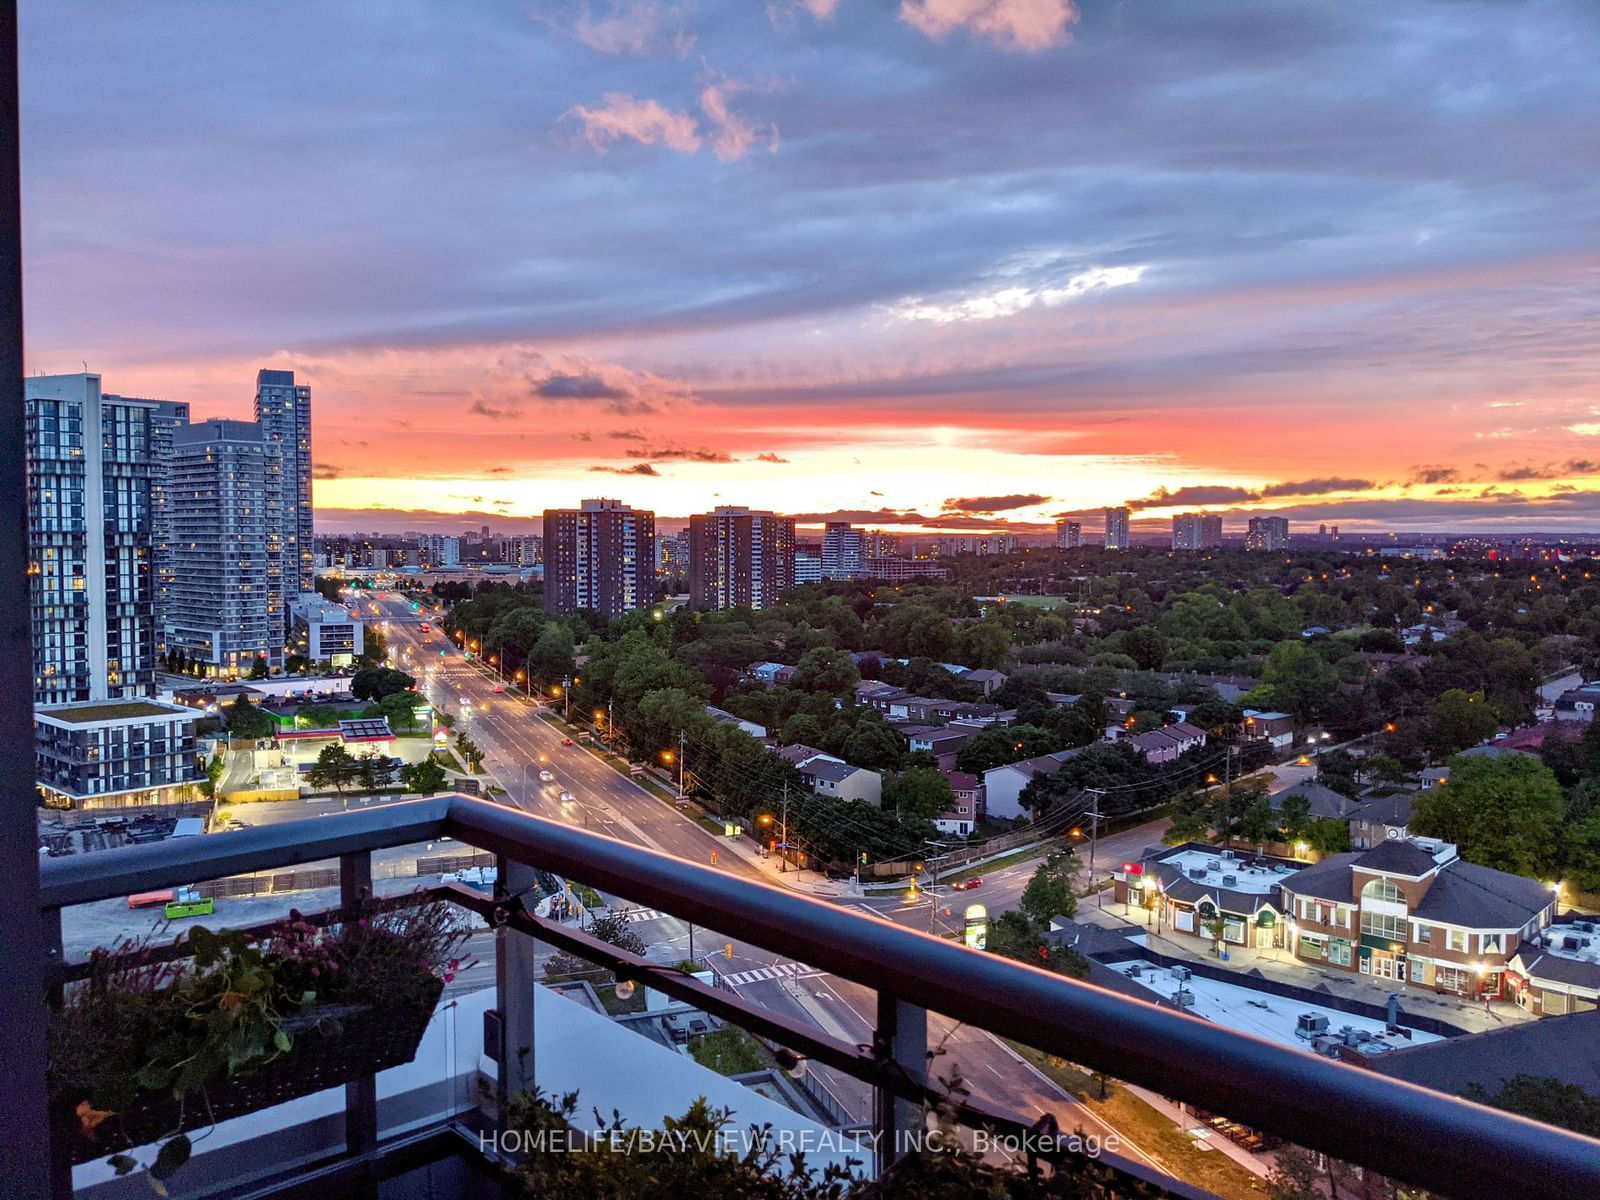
[1010,1044,1266,1200]
[689,1027,775,1077]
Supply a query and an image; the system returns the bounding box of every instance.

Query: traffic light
[709,850,719,866]
[859,851,869,865]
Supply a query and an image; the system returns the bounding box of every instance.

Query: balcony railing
[17,793,1600,1200]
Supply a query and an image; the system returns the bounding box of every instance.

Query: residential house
[1553,684,1600,723]
[1359,652,1429,676]
[960,668,1008,696]
[797,756,882,807]
[1279,837,1556,999]
[706,705,766,739]
[934,769,983,836]
[907,725,978,769]
[982,748,1083,820]
[1112,844,1300,950]
[1241,710,1294,750]
[1348,793,1415,850]
[1124,721,1208,764]
[747,661,796,689]
[1269,780,1361,822]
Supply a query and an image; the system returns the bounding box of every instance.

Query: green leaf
[108,1154,138,1176]
[300,990,317,1006]
[273,1029,292,1053]
[150,1134,191,1181]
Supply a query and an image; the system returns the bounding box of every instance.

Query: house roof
[1369,1009,1600,1099]
[1279,852,1362,902]
[912,727,976,746]
[805,759,863,784]
[1410,860,1553,928]
[1351,793,1416,826]
[962,668,1007,683]
[941,770,979,791]
[987,748,1080,779]
[1510,948,1600,991]
[775,743,834,766]
[1353,839,1442,877]
[1271,781,1360,821]
[1167,721,1207,740]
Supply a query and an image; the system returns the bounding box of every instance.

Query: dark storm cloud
[1411,466,1461,485]
[1129,485,1257,510]
[312,462,342,479]
[589,463,662,476]
[468,399,523,421]
[533,371,631,401]
[943,494,1049,513]
[625,447,734,463]
[1260,477,1374,498]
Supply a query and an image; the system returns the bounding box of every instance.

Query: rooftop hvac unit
[1174,989,1196,1010]
[1206,859,1222,871]
[1220,850,1235,860]
[1222,874,1238,888]
[1127,965,1144,978]
[1295,1013,1330,1040]
[1172,966,1192,982]
[1190,868,1207,880]
[1345,1029,1373,1047]
[1563,936,1581,951]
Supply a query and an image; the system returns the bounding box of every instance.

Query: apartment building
[25,373,158,706]
[1104,506,1130,550]
[687,506,795,610]
[1245,516,1289,551]
[163,419,287,676]
[35,698,202,810]
[254,369,314,593]
[542,499,655,620]
[1172,512,1224,550]
[1055,520,1082,549]
[821,521,864,579]
[287,592,365,665]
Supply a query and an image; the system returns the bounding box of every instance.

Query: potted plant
[49,898,469,1182]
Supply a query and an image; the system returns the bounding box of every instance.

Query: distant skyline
[21,2,1600,534]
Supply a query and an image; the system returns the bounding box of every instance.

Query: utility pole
[561,675,571,721]
[780,783,789,874]
[678,728,687,798]
[1087,789,1104,907]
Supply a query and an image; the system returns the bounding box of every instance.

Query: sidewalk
[1072,902,1529,1035]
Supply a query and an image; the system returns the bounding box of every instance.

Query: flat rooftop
[1111,958,1445,1054]
[1162,849,1298,895]
[1538,920,1600,967]
[37,700,189,724]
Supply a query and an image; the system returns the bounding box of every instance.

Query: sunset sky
[19,1,1600,535]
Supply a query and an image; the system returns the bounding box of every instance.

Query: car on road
[561,737,574,746]
[493,685,505,693]
[221,818,251,832]
[559,791,575,803]
[538,770,555,783]
[951,877,983,891]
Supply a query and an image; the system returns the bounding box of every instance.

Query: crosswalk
[719,960,825,988]
[615,907,664,923]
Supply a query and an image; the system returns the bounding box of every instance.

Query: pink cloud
[899,0,1078,53]
[567,1,695,58]
[566,92,702,154]
[699,79,779,162]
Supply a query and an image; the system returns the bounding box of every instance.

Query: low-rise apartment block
[36,699,203,810]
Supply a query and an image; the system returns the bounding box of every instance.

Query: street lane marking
[718,961,826,987]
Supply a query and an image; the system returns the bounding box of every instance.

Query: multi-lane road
[357,591,1165,1169]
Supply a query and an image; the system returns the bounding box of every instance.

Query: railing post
[494,855,538,1127]
[873,993,927,1175]
[340,851,377,1159]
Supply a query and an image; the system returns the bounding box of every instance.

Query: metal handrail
[37,794,1600,1200]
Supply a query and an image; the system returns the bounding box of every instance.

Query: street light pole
[1087,788,1104,906]
[780,783,789,874]
[678,728,687,798]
